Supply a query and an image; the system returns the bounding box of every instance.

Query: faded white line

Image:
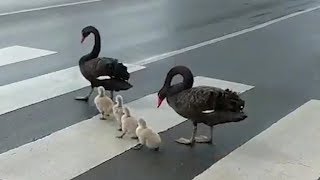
[0,0,101,17]
[0,45,56,67]
[0,76,254,180]
[193,99,320,180]
[0,64,145,116]
[135,5,320,66]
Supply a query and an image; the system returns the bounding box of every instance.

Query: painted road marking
[0,76,253,180]
[0,45,56,67]
[193,99,320,180]
[134,5,320,66]
[0,64,145,115]
[0,0,101,17]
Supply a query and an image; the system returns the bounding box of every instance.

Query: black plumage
[75,26,132,101]
[157,66,247,147]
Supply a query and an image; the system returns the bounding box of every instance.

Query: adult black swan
[75,26,132,101]
[157,66,248,147]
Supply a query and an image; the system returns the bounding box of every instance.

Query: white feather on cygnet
[133,118,161,151]
[116,106,138,139]
[94,86,114,120]
[112,95,124,131]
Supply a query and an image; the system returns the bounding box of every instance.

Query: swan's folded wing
[176,86,223,113]
[94,57,118,77]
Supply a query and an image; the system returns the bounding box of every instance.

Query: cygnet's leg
[100,112,106,120]
[195,126,214,144]
[153,147,159,151]
[116,130,127,138]
[175,121,197,147]
[117,114,123,131]
[132,143,143,150]
[75,86,94,101]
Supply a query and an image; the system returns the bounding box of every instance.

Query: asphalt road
[1,0,320,179]
[0,0,319,86]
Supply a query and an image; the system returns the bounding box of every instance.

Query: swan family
[78,25,248,150]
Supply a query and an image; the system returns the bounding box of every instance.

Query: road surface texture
[0,0,320,180]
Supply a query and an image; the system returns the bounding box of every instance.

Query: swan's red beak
[157,97,164,108]
[81,36,85,43]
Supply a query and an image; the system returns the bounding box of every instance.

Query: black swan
[157,66,248,146]
[75,26,132,101]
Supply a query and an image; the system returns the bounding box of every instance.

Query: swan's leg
[175,122,197,146]
[110,90,114,101]
[195,126,214,144]
[75,87,94,101]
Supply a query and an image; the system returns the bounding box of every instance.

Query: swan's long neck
[90,28,101,59]
[81,28,101,63]
[164,66,194,96]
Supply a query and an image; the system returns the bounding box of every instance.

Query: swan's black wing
[97,57,130,80]
[168,86,224,118]
[168,86,245,118]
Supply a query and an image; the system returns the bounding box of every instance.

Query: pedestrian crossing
[0,25,320,179]
[0,68,253,179]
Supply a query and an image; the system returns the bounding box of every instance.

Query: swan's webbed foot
[75,87,93,102]
[133,143,143,150]
[153,147,159,151]
[195,135,213,144]
[117,127,122,131]
[175,137,195,146]
[75,96,89,102]
[131,136,138,139]
[195,126,214,144]
[175,122,197,147]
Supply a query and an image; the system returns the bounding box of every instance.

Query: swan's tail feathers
[116,95,123,107]
[123,107,131,117]
[113,62,130,81]
[100,57,130,81]
[97,86,105,97]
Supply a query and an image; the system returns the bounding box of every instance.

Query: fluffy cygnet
[116,106,138,139]
[112,95,124,131]
[133,118,161,151]
[94,86,114,120]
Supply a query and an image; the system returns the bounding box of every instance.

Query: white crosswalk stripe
[0,45,56,67]
[193,100,320,180]
[0,64,145,116]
